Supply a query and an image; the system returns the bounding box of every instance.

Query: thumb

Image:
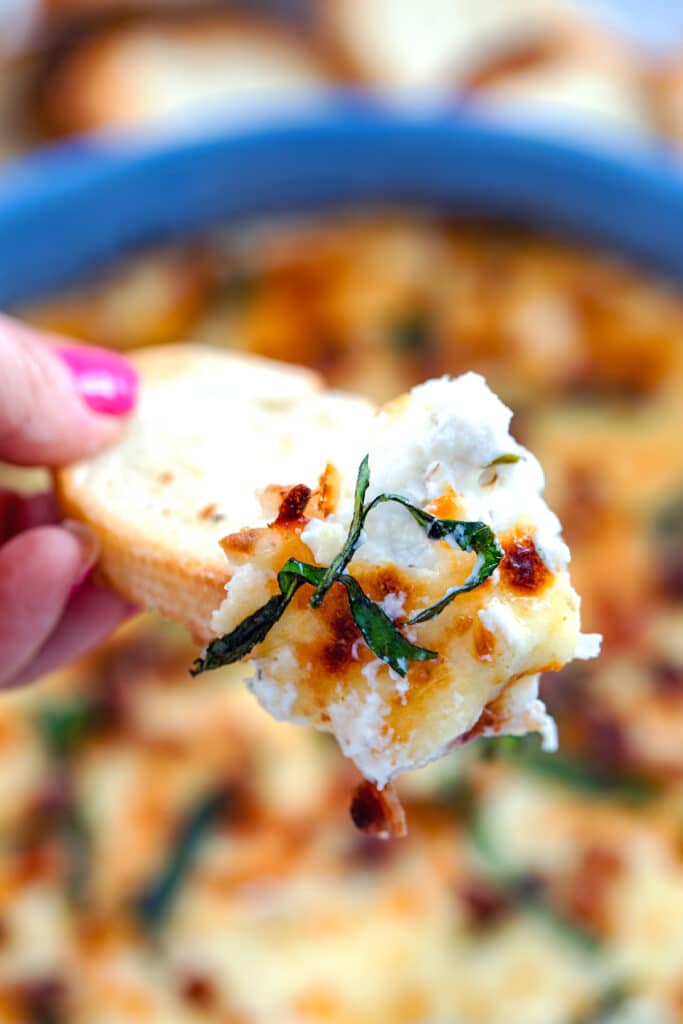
[0,315,137,467]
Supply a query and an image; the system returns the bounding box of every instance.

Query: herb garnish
[35,698,98,909]
[568,984,632,1024]
[134,787,232,932]
[192,456,503,678]
[38,697,102,759]
[389,310,433,357]
[481,735,657,804]
[449,777,601,952]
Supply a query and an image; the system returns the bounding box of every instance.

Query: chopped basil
[62,801,91,908]
[35,702,95,908]
[134,788,231,931]
[340,575,437,676]
[463,785,600,952]
[654,489,683,542]
[569,985,632,1024]
[403,520,502,624]
[388,310,433,357]
[310,454,370,608]
[482,735,657,804]
[193,555,436,679]
[191,456,502,678]
[190,593,297,675]
[37,697,101,758]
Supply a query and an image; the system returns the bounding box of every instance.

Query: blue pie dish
[1,100,683,306]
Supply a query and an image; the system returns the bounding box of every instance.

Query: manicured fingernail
[56,344,138,415]
[62,519,100,585]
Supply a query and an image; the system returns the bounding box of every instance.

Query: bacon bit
[16,977,67,1022]
[13,841,63,886]
[661,553,683,600]
[653,662,683,696]
[557,846,623,937]
[500,535,551,594]
[158,470,174,484]
[459,879,513,931]
[347,834,396,868]
[349,780,407,840]
[179,974,218,1012]
[272,484,312,526]
[583,712,629,773]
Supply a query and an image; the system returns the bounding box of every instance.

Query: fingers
[6,579,136,688]
[0,489,57,544]
[0,315,137,466]
[0,522,99,686]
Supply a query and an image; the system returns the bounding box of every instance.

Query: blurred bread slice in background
[21,242,219,350]
[321,0,650,137]
[30,8,337,136]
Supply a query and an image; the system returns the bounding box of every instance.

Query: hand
[0,315,138,688]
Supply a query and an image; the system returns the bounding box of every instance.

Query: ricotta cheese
[212,373,600,786]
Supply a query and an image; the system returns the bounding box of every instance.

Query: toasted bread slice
[321,0,577,91]
[322,0,646,137]
[55,344,375,640]
[33,12,333,135]
[57,344,599,785]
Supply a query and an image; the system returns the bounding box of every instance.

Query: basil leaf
[62,801,91,908]
[463,785,601,953]
[135,787,231,931]
[191,457,503,677]
[407,524,502,624]
[569,985,632,1024]
[361,493,502,624]
[279,558,325,591]
[339,575,437,677]
[191,559,326,676]
[190,593,293,676]
[484,735,657,804]
[37,698,101,758]
[310,455,370,608]
[389,310,433,356]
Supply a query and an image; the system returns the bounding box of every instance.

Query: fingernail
[56,344,138,416]
[62,519,100,585]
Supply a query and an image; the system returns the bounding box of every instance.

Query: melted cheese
[212,373,600,785]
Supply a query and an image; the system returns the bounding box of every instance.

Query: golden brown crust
[54,466,228,643]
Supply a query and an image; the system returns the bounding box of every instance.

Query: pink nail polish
[56,344,138,416]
